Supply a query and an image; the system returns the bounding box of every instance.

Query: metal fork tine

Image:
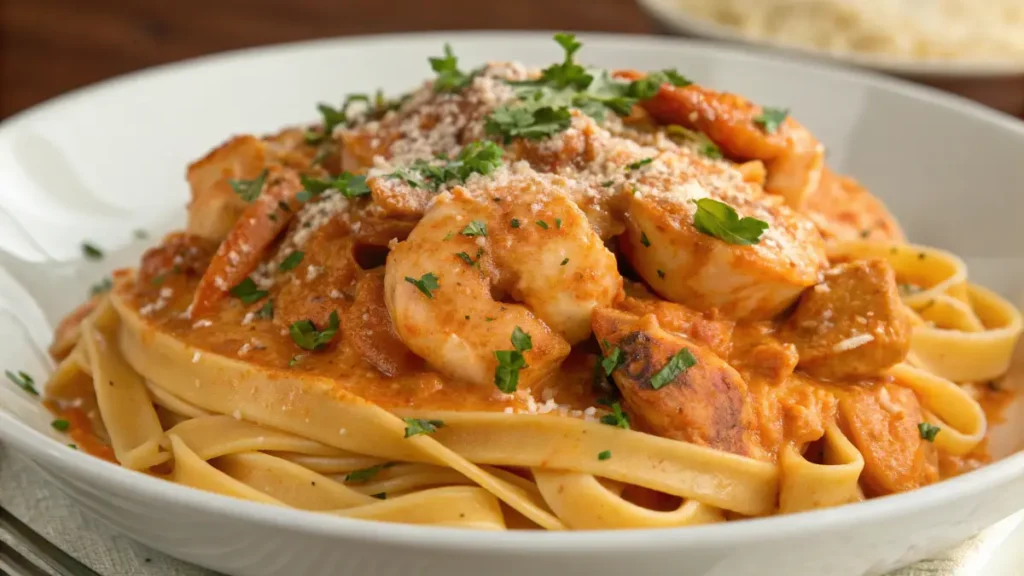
[0,507,100,576]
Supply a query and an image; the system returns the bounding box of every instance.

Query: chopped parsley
[494,326,532,393]
[510,218,521,228]
[344,462,394,483]
[387,141,504,192]
[461,220,488,237]
[289,311,340,351]
[599,401,630,429]
[640,231,651,247]
[288,355,303,367]
[81,242,104,261]
[627,157,653,171]
[403,418,445,438]
[560,258,569,266]
[405,273,440,299]
[150,274,166,287]
[649,348,697,390]
[228,278,268,304]
[89,277,113,297]
[918,422,940,442]
[134,229,149,240]
[456,248,484,267]
[5,370,38,396]
[278,251,304,272]
[692,198,769,246]
[429,44,471,93]
[485,100,573,143]
[371,492,387,500]
[555,218,563,229]
[228,169,268,202]
[597,450,612,461]
[754,107,789,134]
[600,347,623,376]
[51,419,70,432]
[536,220,549,230]
[298,172,370,201]
[656,269,665,279]
[256,299,274,320]
[625,69,691,100]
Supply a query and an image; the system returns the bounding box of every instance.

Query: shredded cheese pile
[675,0,1024,62]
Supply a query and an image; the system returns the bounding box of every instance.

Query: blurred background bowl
[638,0,1024,116]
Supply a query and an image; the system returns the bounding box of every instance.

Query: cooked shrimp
[384,173,621,388]
[191,167,305,318]
[591,307,763,459]
[620,169,828,320]
[635,79,825,210]
[803,168,905,243]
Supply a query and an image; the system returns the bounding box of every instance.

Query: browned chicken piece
[343,270,423,377]
[781,259,912,380]
[838,382,939,496]
[728,324,799,386]
[747,375,837,460]
[591,307,762,458]
[803,168,905,243]
[614,294,734,359]
[186,130,318,242]
[274,219,362,329]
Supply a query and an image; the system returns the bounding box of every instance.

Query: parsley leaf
[626,69,692,100]
[229,278,268,304]
[51,419,70,432]
[461,220,487,237]
[494,326,533,393]
[456,248,484,267]
[600,347,623,376]
[649,348,697,390]
[372,492,387,499]
[289,311,340,351]
[228,169,268,203]
[278,251,304,272]
[81,242,104,261]
[429,44,470,93]
[754,107,789,134]
[387,141,504,192]
[692,198,769,246]
[627,157,653,171]
[89,277,113,297]
[510,218,521,228]
[405,273,440,298]
[344,462,394,483]
[537,33,593,91]
[599,401,630,429]
[256,299,274,320]
[403,418,445,438]
[5,370,38,396]
[485,100,573,143]
[299,172,370,201]
[560,257,569,266]
[918,422,940,442]
[536,220,549,230]
[598,450,612,461]
[640,231,651,247]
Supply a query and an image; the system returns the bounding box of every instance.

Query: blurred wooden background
[3,0,1024,119]
[0,0,651,118]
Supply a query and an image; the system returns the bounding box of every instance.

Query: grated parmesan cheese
[833,333,875,352]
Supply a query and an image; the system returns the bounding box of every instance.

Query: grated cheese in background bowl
[673,0,1024,63]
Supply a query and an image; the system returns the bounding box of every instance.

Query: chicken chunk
[614,294,734,359]
[781,259,911,380]
[838,382,939,496]
[591,307,761,458]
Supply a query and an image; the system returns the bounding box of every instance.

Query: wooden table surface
[3,0,1024,119]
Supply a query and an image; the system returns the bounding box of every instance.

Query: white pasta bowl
[0,32,1023,576]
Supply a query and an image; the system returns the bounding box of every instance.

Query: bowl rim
[1,30,1023,551]
[636,0,1024,78]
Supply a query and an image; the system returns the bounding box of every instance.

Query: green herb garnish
[228,278,268,304]
[278,251,304,272]
[599,401,630,429]
[429,44,471,92]
[403,418,445,438]
[692,198,768,246]
[754,107,788,134]
[649,348,697,390]
[536,220,549,230]
[289,311,340,351]
[597,450,612,461]
[228,169,268,203]
[494,326,532,393]
[640,231,651,247]
[344,462,394,483]
[81,242,104,261]
[5,370,38,396]
[918,422,940,442]
[627,157,653,171]
[461,220,487,237]
[299,172,370,201]
[600,347,623,376]
[256,299,274,320]
[405,273,440,299]
[510,218,521,228]
[51,419,70,432]
[90,277,113,297]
